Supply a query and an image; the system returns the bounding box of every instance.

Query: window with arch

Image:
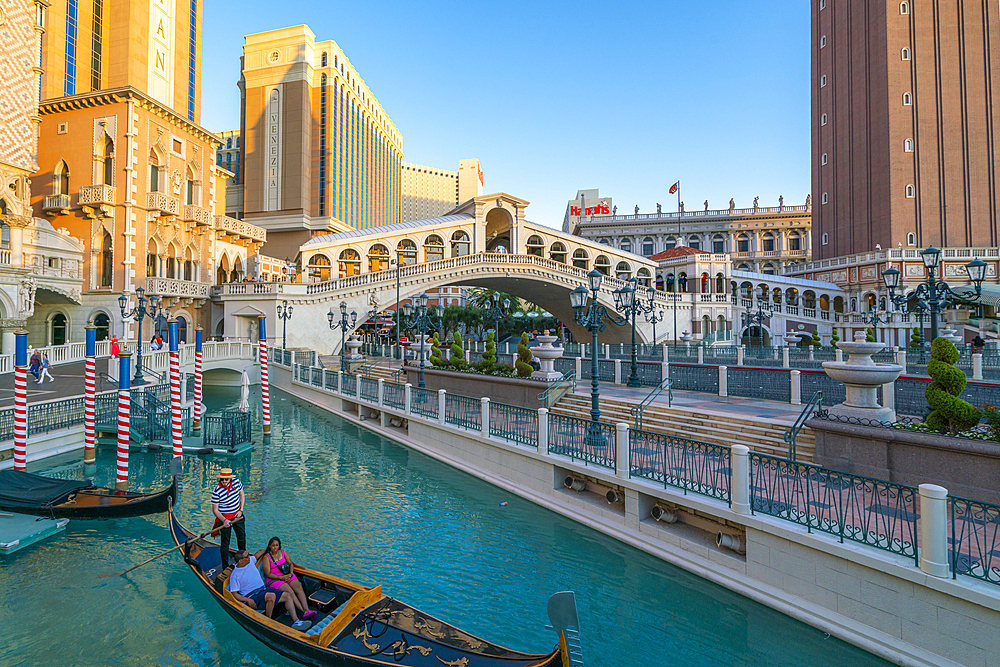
[712,235,725,254]
[185,163,200,206]
[665,236,676,250]
[762,263,776,275]
[763,233,776,252]
[641,237,654,256]
[619,238,631,253]
[822,233,829,246]
[423,235,444,263]
[900,1,909,14]
[821,153,828,165]
[822,192,829,204]
[146,238,157,277]
[851,298,858,312]
[736,263,751,271]
[101,135,114,186]
[93,312,110,341]
[737,234,750,253]
[636,268,652,287]
[451,230,470,257]
[820,75,827,87]
[148,149,161,192]
[308,254,331,281]
[176,315,188,344]
[907,232,916,246]
[903,92,912,105]
[615,262,632,281]
[905,184,915,198]
[821,113,828,126]
[166,254,176,279]
[51,312,67,346]
[368,244,389,272]
[716,273,726,293]
[788,231,802,251]
[701,272,710,292]
[572,248,589,270]
[100,230,113,287]
[397,239,418,266]
[338,248,360,277]
[904,139,913,152]
[598,238,610,246]
[687,236,701,250]
[54,160,70,195]
[184,247,194,281]
[321,52,327,67]
[549,242,567,264]
[820,35,826,48]
[526,234,545,257]
[595,255,611,276]
[901,47,910,61]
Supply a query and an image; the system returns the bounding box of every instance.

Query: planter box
[807,417,1000,504]
[403,365,552,409]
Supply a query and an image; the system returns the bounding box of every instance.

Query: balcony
[145,277,210,303]
[215,215,267,246]
[42,194,71,216]
[182,204,212,226]
[147,192,180,217]
[79,184,116,219]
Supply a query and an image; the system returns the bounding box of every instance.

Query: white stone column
[404,383,412,413]
[835,348,843,363]
[790,370,801,405]
[614,359,622,384]
[897,348,907,369]
[337,370,343,393]
[662,362,669,382]
[378,378,384,406]
[974,353,983,380]
[919,484,950,578]
[698,346,704,364]
[615,422,630,478]
[604,344,610,360]
[731,444,750,515]
[481,397,490,438]
[719,366,728,397]
[438,389,446,424]
[538,407,549,453]
[737,346,744,367]
[882,381,895,413]
[782,347,790,368]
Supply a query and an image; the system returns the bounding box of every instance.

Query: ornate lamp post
[570,270,626,451]
[328,301,357,374]
[118,287,162,385]
[857,308,891,343]
[882,249,986,343]
[400,293,441,389]
[613,278,652,388]
[742,297,774,346]
[484,291,511,341]
[643,285,664,346]
[276,299,293,349]
[664,273,687,348]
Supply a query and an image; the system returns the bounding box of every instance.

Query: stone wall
[402,366,550,408]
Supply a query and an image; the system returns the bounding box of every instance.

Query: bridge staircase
[549,393,815,461]
[94,386,181,448]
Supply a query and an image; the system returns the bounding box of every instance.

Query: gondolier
[210,468,245,568]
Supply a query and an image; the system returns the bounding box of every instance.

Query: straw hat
[218,468,234,479]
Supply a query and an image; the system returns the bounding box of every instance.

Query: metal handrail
[537,370,576,403]
[631,377,673,431]
[784,390,822,461]
[360,357,395,378]
[97,372,118,392]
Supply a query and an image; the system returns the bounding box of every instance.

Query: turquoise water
[0,387,893,666]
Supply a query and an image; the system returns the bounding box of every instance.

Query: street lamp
[484,291,511,341]
[276,299,293,349]
[328,301,357,373]
[643,286,664,347]
[742,297,774,346]
[613,278,652,388]
[571,270,627,452]
[400,292,441,389]
[883,249,986,343]
[118,287,162,384]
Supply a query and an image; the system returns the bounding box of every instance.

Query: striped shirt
[210,478,243,514]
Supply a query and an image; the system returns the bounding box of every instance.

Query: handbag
[268,552,291,576]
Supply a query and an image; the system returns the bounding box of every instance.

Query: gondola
[169,507,583,667]
[0,469,176,519]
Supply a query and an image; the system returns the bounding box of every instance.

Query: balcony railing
[42,194,71,215]
[147,192,179,216]
[215,215,266,244]
[79,184,116,206]
[145,277,210,299]
[182,205,212,226]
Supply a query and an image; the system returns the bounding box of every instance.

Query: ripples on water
[0,387,893,666]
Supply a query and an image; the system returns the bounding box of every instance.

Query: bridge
[213,193,665,353]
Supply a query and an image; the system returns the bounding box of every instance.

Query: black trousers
[219,517,246,566]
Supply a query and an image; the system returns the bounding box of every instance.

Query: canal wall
[277,365,999,666]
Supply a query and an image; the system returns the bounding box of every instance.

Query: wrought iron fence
[629,428,730,503]
[798,370,846,405]
[547,412,616,469]
[554,357,575,374]
[203,410,252,450]
[410,387,438,419]
[359,377,379,402]
[445,393,481,430]
[749,452,919,563]
[668,364,719,394]
[580,359,616,382]
[310,367,323,388]
[489,402,538,448]
[727,368,791,403]
[634,362,662,387]
[341,373,357,397]
[950,495,1000,586]
[324,370,338,391]
[382,381,405,409]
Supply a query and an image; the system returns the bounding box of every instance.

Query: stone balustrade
[147,191,180,216]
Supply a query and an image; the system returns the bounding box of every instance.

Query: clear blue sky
[201,1,811,229]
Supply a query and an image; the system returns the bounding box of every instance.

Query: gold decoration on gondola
[413,617,446,640]
[386,640,433,659]
[352,626,380,653]
[437,658,470,667]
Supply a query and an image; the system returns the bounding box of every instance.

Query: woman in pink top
[262,536,314,618]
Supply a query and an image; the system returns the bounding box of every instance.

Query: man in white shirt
[229,549,311,631]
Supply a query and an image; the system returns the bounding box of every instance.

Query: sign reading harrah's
[569,200,611,217]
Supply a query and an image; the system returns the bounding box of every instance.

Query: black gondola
[0,469,176,519]
[169,507,583,667]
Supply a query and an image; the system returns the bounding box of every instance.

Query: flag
[669,181,679,194]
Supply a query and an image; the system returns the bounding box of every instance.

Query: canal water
[0,387,893,666]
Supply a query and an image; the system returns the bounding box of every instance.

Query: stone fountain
[822,331,903,422]
[345,334,364,360]
[531,330,564,381]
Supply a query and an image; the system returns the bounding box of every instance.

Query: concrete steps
[550,394,814,461]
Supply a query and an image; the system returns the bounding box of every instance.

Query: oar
[98,527,215,578]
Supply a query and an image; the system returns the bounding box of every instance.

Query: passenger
[228,549,311,630]
[262,536,315,619]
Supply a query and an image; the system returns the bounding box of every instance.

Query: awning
[950,284,1000,308]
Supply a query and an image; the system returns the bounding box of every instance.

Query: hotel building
[400,158,484,222]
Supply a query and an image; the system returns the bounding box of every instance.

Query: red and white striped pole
[258,315,270,435]
[115,351,132,491]
[168,318,182,458]
[193,325,203,434]
[13,330,28,470]
[84,323,97,465]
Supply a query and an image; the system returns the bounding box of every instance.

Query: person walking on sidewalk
[38,353,54,383]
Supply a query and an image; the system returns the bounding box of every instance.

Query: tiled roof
[648,246,710,261]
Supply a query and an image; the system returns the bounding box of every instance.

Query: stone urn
[784,332,802,346]
[822,331,903,422]
[345,334,364,360]
[531,330,564,381]
[413,334,434,363]
[940,326,964,345]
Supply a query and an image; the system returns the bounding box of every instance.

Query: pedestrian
[28,348,40,380]
[210,468,246,569]
[38,353,53,383]
[973,334,986,351]
[111,336,120,357]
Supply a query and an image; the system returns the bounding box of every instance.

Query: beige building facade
[400,157,483,222]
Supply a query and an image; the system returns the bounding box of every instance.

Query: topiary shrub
[811,329,821,347]
[910,327,923,349]
[481,330,497,369]
[925,337,980,434]
[515,332,533,377]
[449,331,466,370]
[429,332,444,367]
[830,329,840,345]
[866,328,875,342]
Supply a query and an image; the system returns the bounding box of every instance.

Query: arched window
[595,255,611,276]
[526,235,545,257]
[51,313,67,346]
[396,239,417,266]
[100,230,113,287]
[321,52,327,67]
[850,298,858,312]
[423,235,444,263]
[903,92,912,106]
[865,293,876,311]
[904,139,913,152]
[451,231,470,257]
[905,184,915,198]
[308,254,331,281]
[166,256,176,279]
[788,231,802,251]
[636,268,652,286]
[101,135,114,186]
[900,1,909,14]
[687,235,701,250]
[701,272,710,292]
[762,232,775,252]
[762,263,776,275]
[368,244,389,272]
[185,163,200,206]
[616,261,632,280]
[901,47,910,61]
[664,236,676,250]
[338,248,360,277]
[549,242,567,264]
[184,247,194,281]
[716,273,726,293]
[907,232,916,246]
[146,238,157,277]
[641,237,654,256]
[572,248,589,270]
[736,263,751,271]
[712,235,726,254]
[619,238,631,253]
[737,234,750,253]
[93,312,110,341]
[598,238,610,246]
[54,160,70,195]
[176,316,188,343]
